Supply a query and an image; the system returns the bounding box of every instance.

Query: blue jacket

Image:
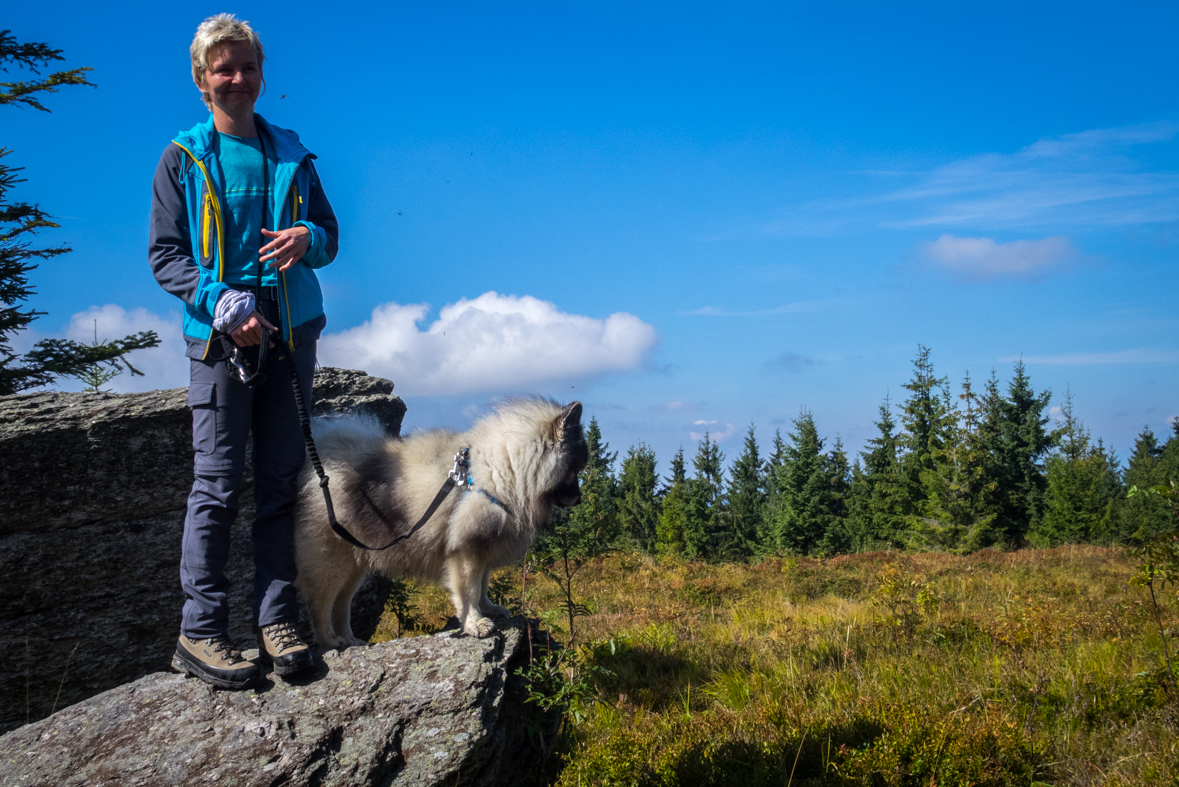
[149,114,339,359]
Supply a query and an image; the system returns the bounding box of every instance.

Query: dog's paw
[464,616,496,638]
[483,603,511,620]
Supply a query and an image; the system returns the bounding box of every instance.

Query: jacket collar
[173,113,313,165]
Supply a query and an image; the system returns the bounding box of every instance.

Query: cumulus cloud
[318,291,659,396]
[59,305,189,392]
[920,234,1079,281]
[690,419,735,441]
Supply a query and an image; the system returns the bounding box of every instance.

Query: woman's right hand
[230,310,277,347]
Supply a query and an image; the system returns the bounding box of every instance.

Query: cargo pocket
[188,382,217,456]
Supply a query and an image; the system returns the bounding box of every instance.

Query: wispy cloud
[881,123,1179,230]
[764,122,1179,235]
[652,400,699,412]
[687,301,815,317]
[921,234,1080,281]
[319,291,660,396]
[769,352,818,372]
[1002,348,1179,365]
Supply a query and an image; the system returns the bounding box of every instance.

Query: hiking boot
[172,635,259,690]
[257,621,313,677]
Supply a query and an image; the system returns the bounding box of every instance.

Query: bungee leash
[279,344,471,550]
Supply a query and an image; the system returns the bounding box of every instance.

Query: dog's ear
[558,401,583,440]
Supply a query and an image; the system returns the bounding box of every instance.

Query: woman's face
[201,40,261,116]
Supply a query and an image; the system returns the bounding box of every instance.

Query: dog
[293,398,587,647]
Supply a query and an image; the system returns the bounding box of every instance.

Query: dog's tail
[310,413,390,461]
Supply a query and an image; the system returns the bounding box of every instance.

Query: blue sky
[6,1,1178,472]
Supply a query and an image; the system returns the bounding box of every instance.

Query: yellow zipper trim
[201,194,212,260]
[173,141,226,360]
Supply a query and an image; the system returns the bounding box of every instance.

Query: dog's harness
[273,350,512,550]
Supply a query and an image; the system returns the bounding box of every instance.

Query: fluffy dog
[293,398,586,647]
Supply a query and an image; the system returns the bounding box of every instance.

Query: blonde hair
[190,14,265,110]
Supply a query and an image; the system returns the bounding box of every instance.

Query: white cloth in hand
[213,290,257,334]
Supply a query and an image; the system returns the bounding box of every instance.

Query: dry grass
[377,546,1179,786]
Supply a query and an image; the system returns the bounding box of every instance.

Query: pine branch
[0,66,95,112]
[0,30,65,72]
[23,331,160,377]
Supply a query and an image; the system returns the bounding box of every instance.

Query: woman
[149,14,339,689]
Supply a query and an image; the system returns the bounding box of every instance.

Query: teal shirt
[216,132,278,288]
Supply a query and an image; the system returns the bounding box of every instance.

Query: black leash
[280,349,468,551]
[224,126,464,551]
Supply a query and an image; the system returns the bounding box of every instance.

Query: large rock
[0,619,560,787]
[0,369,406,734]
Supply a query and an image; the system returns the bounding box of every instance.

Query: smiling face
[198,40,262,119]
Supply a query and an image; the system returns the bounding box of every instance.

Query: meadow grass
[376,546,1178,786]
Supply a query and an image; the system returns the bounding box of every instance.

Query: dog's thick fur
[294,398,587,647]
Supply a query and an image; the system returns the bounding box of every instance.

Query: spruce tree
[682,434,726,558]
[1033,393,1121,546]
[726,424,765,557]
[619,443,660,552]
[759,429,787,550]
[992,361,1053,546]
[656,447,687,556]
[1120,424,1179,541]
[766,411,832,555]
[852,397,908,550]
[1,31,157,394]
[908,374,998,552]
[898,345,952,512]
[818,436,852,555]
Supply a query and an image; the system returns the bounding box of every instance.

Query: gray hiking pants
[179,303,316,640]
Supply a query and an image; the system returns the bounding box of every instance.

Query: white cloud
[60,305,189,392]
[921,234,1078,281]
[318,291,660,396]
[689,420,735,442]
[1001,348,1179,365]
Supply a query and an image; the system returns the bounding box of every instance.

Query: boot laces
[266,622,303,653]
[207,635,245,665]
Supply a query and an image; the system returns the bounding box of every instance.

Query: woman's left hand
[260,226,311,271]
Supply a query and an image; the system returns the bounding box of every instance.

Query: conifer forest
[568,345,1177,563]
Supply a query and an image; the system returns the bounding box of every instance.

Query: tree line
[552,345,1179,562]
